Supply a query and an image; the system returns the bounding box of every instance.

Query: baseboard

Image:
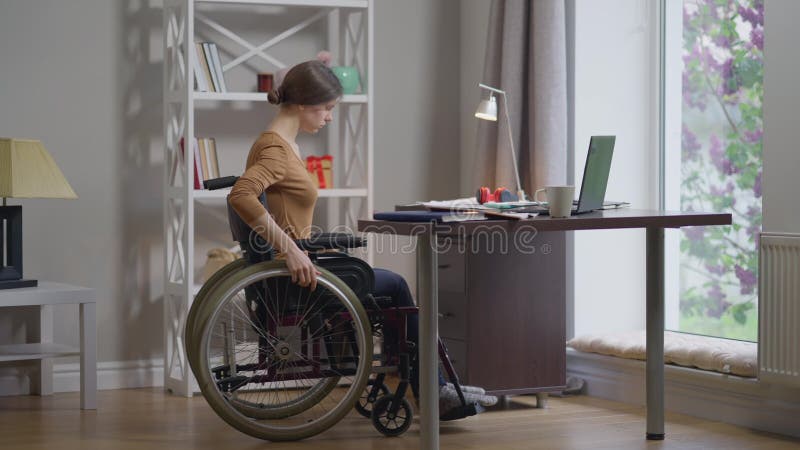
[54,358,164,392]
[567,349,800,438]
[0,358,164,396]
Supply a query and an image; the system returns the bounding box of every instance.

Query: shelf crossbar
[344,105,366,187]
[193,187,368,199]
[195,8,330,73]
[193,92,367,102]
[196,0,367,7]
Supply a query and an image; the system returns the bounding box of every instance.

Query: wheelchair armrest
[204,176,239,190]
[294,232,367,252]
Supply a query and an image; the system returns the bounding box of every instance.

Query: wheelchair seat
[226,191,374,301]
[227,190,367,254]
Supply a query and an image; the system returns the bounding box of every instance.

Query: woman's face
[298,99,339,133]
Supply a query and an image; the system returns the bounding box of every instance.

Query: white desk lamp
[475,82,526,201]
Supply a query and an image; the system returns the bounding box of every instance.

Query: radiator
[759,232,800,386]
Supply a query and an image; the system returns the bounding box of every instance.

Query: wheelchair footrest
[439,402,484,422]
[216,375,249,392]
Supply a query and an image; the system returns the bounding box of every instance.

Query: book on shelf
[199,137,220,179]
[202,43,219,92]
[192,43,209,92]
[173,137,222,190]
[198,138,210,180]
[193,42,227,93]
[208,43,227,92]
[193,138,203,188]
[195,43,214,92]
[207,138,220,179]
[177,138,202,190]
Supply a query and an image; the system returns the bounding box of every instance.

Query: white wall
[458,0,492,196]
[0,0,138,392]
[371,0,461,280]
[572,0,659,336]
[0,0,461,394]
[763,0,800,235]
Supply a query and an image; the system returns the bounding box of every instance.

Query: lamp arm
[478,82,505,95]
[501,91,525,201]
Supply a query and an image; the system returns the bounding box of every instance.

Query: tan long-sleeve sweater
[228,131,318,240]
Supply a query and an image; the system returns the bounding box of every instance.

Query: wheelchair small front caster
[356,379,390,418]
[371,395,413,437]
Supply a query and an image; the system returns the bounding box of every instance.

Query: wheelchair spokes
[193,262,372,441]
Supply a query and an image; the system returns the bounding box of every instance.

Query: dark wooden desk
[359,209,732,450]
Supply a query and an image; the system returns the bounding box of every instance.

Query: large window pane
[665,0,763,341]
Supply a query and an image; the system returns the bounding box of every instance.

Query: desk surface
[358,208,732,236]
[0,282,96,307]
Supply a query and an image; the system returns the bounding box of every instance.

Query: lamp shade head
[474,95,498,121]
[0,138,77,199]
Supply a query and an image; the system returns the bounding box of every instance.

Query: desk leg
[646,227,665,440]
[80,302,97,410]
[417,229,439,450]
[32,305,54,396]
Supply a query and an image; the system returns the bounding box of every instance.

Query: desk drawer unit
[437,243,466,294]
[438,291,467,339]
[435,233,566,395]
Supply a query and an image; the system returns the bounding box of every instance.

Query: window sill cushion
[566,330,756,378]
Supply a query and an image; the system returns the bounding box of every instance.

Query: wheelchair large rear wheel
[186,257,248,346]
[192,261,373,441]
[187,259,338,422]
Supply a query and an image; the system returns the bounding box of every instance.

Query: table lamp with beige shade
[0,138,77,289]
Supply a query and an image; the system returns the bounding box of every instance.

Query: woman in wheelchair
[186,60,495,441]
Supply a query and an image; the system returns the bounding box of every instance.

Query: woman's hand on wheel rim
[286,247,320,291]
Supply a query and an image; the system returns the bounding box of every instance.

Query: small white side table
[0,282,97,409]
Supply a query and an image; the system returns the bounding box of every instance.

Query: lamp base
[0,279,38,290]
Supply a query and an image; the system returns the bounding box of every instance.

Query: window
[664,0,763,341]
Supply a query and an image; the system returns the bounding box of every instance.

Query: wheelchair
[185,176,482,441]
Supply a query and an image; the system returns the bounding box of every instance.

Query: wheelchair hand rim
[195,264,373,440]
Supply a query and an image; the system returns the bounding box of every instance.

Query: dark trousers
[373,268,446,397]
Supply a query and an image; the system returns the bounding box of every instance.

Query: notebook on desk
[374,210,488,223]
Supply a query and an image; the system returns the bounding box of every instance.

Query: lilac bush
[679,0,762,340]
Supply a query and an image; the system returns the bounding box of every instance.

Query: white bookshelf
[193,92,368,103]
[162,0,373,396]
[195,0,368,8]
[194,187,368,200]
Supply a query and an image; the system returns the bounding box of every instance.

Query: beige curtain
[473,0,568,196]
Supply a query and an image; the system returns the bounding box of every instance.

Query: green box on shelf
[332,66,360,95]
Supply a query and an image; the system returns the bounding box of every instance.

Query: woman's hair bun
[267,88,283,105]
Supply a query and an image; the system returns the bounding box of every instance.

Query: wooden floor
[0,388,798,450]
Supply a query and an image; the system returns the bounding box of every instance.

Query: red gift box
[306,155,333,189]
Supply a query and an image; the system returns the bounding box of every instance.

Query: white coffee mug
[534,186,575,218]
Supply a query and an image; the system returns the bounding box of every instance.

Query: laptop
[528,135,616,215]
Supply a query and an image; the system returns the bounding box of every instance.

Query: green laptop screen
[577,136,615,212]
